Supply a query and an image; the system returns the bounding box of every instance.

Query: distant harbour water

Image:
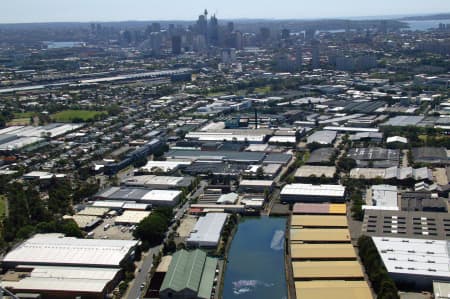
[404,19,450,31]
[222,216,287,299]
[44,41,86,49]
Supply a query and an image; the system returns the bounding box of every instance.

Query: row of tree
[358,236,399,299]
[350,189,364,221]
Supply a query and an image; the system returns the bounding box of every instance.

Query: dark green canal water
[222,216,287,299]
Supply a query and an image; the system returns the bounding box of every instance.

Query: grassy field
[13,112,36,118]
[8,112,36,126]
[52,110,107,122]
[255,86,272,94]
[7,118,31,126]
[419,135,448,141]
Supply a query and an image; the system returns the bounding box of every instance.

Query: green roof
[160,249,217,294]
[198,257,218,299]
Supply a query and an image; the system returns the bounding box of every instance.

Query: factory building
[1,266,121,299]
[1,234,138,269]
[281,184,345,203]
[289,209,371,299]
[122,175,194,189]
[160,249,218,299]
[372,237,450,290]
[95,187,181,207]
[187,213,228,248]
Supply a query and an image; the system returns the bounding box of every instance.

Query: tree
[358,236,399,299]
[134,213,169,245]
[256,166,264,179]
[337,157,357,173]
[47,178,72,215]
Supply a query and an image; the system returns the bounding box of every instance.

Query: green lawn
[52,110,107,122]
[8,118,31,125]
[255,86,272,94]
[419,134,447,141]
[13,112,36,118]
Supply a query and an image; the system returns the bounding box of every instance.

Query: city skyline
[0,0,449,24]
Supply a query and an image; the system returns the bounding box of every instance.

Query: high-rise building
[197,10,208,41]
[172,35,182,55]
[234,31,243,50]
[150,32,162,56]
[305,28,316,41]
[311,40,320,69]
[221,48,237,64]
[208,14,219,46]
[151,22,161,33]
[281,29,290,40]
[193,35,207,53]
[227,22,234,33]
[296,48,303,70]
[260,27,271,43]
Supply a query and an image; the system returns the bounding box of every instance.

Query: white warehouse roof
[363,185,398,211]
[115,211,151,224]
[2,234,138,268]
[187,213,228,247]
[141,190,181,204]
[1,265,120,293]
[372,237,450,280]
[281,184,346,198]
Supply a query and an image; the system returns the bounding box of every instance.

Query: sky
[0,0,449,24]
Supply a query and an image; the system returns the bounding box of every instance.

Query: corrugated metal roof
[329,204,347,214]
[187,213,228,246]
[291,215,348,228]
[291,243,357,259]
[295,281,372,299]
[292,203,346,215]
[295,165,336,178]
[290,228,351,242]
[372,237,450,278]
[160,249,217,296]
[281,184,345,198]
[197,257,218,299]
[2,234,138,267]
[292,261,364,279]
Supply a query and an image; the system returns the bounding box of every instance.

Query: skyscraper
[197,10,208,41]
[311,40,320,69]
[281,29,290,40]
[172,35,182,55]
[208,14,219,46]
[150,32,162,56]
[296,48,303,70]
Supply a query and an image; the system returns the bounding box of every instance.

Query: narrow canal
[222,216,287,299]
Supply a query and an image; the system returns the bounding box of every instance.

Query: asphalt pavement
[125,181,205,299]
[125,245,162,299]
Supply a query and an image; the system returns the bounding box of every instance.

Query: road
[125,245,162,299]
[126,181,206,299]
[402,149,409,167]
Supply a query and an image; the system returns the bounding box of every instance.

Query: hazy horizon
[0,0,449,24]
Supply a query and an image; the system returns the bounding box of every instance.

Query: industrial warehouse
[159,249,218,299]
[281,184,346,203]
[0,234,139,298]
[95,187,182,206]
[288,203,371,299]
[1,234,139,268]
[187,213,228,248]
[1,5,450,299]
[372,237,450,289]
